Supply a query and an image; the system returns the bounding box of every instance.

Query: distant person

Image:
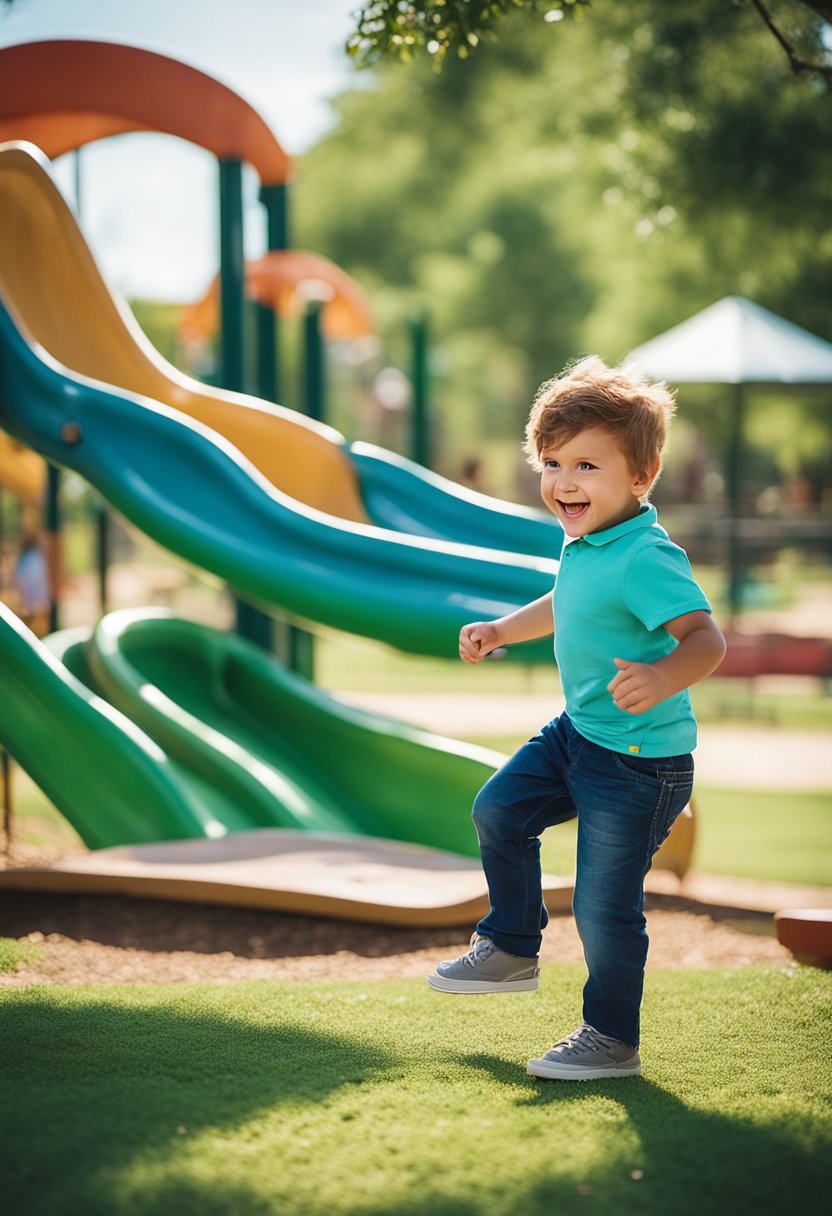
[459,456,488,494]
[427,356,726,1081]
[13,532,51,636]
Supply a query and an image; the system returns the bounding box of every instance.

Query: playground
[0,7,830,1216]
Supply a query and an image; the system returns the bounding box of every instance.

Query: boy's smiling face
[539,426,657,538]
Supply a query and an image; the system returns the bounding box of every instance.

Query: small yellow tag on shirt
[629,745,641,754]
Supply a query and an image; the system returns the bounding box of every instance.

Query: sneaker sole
[526,1058,641,1081]
[427,974,539,994]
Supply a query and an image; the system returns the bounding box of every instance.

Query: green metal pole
[75,145,110,617]
[95,498,109,614]
[284,296,328,683]
[410,312,430,468]
[255,184,289,405]
[45,463,60,633]
[726,384,745,620]
[303,299,326,424]
[220,158,271,650]
[2,748,11,856]
[219,159,245,393]
[262,183,289,250]
[255,303,277,403]
[258,183,307,671]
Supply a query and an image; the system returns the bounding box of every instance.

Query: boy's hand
[459,621,501,664]
[607,658,669,715]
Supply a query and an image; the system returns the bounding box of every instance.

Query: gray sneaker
[427,933,540,993]
[527,1023,641,1080]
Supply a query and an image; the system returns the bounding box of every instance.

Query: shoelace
[553,1023,617,1055]
[462,934,495,968]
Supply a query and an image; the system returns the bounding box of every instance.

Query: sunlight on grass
[0,937,41,973]
[1,968,829,1216]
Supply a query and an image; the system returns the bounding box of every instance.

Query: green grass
[316,630,558,695]
[534,786,832,888]
[0,937,41,973]
[0,968,829,1216]
[313,632,832,730]
[690,681,832,732]
[690,788,832,887]
[8,769,84,851]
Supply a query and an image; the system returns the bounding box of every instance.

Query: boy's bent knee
[472,780,513,835]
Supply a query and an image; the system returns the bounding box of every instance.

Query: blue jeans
[472,713,694,1047]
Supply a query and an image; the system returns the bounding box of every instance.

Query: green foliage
[348,0,591,66]
[302,0,832,482]
[347,0,832,90]
[128,300,184,367]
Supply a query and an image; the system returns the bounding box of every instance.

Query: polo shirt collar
[581,503,657,547]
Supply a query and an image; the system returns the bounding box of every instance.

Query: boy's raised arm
[459,592,554,664]
[607,610,726,715]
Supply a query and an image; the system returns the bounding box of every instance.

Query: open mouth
[559,501,589,519]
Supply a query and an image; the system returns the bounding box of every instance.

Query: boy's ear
[632,460,660,496]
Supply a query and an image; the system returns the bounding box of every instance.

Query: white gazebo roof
[626,296,832,386]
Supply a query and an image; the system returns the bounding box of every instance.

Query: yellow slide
[0,431,44,501]
[0,142,369,524]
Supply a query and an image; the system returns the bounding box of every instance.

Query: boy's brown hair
[524,356,676,494]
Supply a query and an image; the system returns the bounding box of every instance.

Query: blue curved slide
[0,296,557,661]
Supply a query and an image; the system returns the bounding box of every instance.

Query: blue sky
[0,0,363,299]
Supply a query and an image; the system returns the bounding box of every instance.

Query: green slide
[0,603,211,848]
[1,602,500,854]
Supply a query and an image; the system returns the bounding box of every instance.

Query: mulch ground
[0,842,800,988]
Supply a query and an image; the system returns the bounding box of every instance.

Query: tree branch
[749,0,832,89]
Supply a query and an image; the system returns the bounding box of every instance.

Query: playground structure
[0,40,696,921]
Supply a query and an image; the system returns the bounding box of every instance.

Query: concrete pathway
[336,691,832,792]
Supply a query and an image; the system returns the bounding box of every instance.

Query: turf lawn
[534,785,832,887]
[1,966,829,1216]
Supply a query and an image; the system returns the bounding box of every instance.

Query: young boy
[428,356,726,1081]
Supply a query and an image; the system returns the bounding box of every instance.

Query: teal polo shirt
[553,504,711,757]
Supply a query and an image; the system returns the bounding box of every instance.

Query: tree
[348,0,832,91]
[347,1,591,64]
[300,0,832,483]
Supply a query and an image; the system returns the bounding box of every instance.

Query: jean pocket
[613,750,694,785]
[651,776,695,855]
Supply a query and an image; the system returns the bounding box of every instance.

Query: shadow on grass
[0,993,394,1216]
[462,1051,827,1216]
[3,995,827,1216]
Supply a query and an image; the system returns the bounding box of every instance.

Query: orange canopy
[182,251,375,341]
[0,40,291,184]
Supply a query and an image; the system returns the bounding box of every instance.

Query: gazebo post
[726,383,746,620]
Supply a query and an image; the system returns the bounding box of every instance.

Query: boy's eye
[579,461,596,471]
[544,459,559,469]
